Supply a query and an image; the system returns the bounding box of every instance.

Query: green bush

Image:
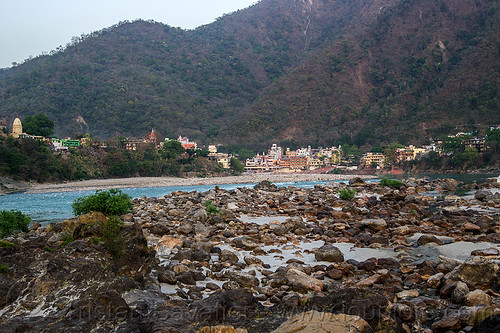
[0,264,9,274]
[60,233,74,246]
[0,240,15,248]
[72,189,132,216]
[338,188,356,200]
[102,217,125,257]
[204,200,219,215]
[380,177,404,188]
[0,210,31,238]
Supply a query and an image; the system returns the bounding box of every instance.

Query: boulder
[156,236,183,257]
[273,311,372,333]
[449,256,499,289]
[232,236,259,250]
[417,234,444,246]
[349,177,366,186]
[361,218,387,231]
[451,281,469,304]
[315,244,344,262]
[285,268,323,292]
[465,290,493,306]
[431,316,460,332]
[229,271,259,288]
[219,249,239,263]
[474,190,492,201]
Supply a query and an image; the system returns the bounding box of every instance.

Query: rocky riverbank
[0,177,29,195]
[1,177,499,332]
[26,173,376,194]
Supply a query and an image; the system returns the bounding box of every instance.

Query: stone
[219,249,239,263]
[244,255,263,266]
[156,235,183,257]
[158,271,177,285]
[396,289,419,299]
[273,311,372,333]
[393,303,415,322]
[431,316,460,332]
[464,290,493,306]
[227,203,239,210]
[427,272,444,289]
[315,244,344,262]
[349,177,366,187]
[474,190,492,201]
[222,281,240,290]
[197,326,248,333]
[229,271,259,288]
[176,272,196,285]
[178,222,193,234]
[327,268,343,280]
[356,274,381,287]
[463,223,481,232]
[470,248,500,257]
[361,218,387,231]
[417,234,444,246]
[232,236,259,250]
[450,256,499,289]
[285,268,323,292]
[451,281,469,304]
[193,209,208,222]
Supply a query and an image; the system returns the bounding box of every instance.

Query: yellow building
[360,152,385,168]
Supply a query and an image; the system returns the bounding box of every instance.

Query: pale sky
[0,0,259,68]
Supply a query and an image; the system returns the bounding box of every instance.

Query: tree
[486,129,500,153]
[160,140,185,159]
[22,114,54,137]
[383,142,404,165]
[230,157,245,173]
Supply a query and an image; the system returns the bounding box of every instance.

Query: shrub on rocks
[72,189,132,216]
[0,210,30,238]
[338,188,356,200]
[380,177,404,189]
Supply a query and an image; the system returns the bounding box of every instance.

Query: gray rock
[315,244,344,263]
[451,281,469,304]
[361,218,387,231]
[158,271,177,285]
[417,234,444,246]
[229,271,259,288]
[232,236,259,250]
[219,249,239,263]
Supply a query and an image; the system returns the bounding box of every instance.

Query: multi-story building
[177,135,197,150]
[360,152,385,168]
[464,137,487,152]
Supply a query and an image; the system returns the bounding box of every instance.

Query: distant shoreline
[26,173,377,194]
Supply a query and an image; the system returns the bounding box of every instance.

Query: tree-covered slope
[227,0,500,149]
[0,0,497,149]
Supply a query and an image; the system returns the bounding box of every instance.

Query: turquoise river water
[0,174,495,225]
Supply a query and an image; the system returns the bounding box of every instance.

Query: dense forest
[0,135,224,182]
[0,0,498,151]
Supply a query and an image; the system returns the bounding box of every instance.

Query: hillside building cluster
[2,117,496,173]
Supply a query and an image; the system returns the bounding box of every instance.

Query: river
[0,174,496,225]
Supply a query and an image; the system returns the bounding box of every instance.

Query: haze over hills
[0,0,498,150]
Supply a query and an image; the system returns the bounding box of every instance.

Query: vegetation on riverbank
[0,136,228,183]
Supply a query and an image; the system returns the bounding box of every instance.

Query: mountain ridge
[0,0,498,149]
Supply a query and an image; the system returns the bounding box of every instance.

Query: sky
[0,0,259,68]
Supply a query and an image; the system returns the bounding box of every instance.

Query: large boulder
[273,311,372,333]
[349,177,366,187]
[285,268,323,292]
[315,244,344,262]
[361,218,387,231]
[448,256,499,289]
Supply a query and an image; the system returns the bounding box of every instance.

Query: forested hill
[0,0,498,150]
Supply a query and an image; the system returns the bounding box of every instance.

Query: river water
[0,174,496,225]
[0,180,348,224]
